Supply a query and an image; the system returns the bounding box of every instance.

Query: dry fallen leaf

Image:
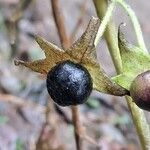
[15,17,128,96]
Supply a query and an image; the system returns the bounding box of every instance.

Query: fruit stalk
[71,106,83,150]
[93,0,150,149]
[51,0,83,149]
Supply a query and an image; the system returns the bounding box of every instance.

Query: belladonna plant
[15,0,150,149]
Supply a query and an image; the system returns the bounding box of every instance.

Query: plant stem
[71,106,83,150]
[93,0,122,73]
[51,0,70,49]
[126,96,150,150]
[94,2,115,46]
[115,0,147,52]
[51,0,83,149]
[93,0,150,149]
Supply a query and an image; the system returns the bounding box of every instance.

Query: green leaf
[113,29,150,90]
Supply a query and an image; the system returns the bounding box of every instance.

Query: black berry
[46,60,93,106]
[130,70,150,111]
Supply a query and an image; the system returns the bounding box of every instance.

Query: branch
[71,106,83,150]
[51,0,70,49]
[51,0,83,149]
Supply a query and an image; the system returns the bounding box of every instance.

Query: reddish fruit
[130,70,150,111]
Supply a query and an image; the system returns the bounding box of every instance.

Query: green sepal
[113,28,150,90]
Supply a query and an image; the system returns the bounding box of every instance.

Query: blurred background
[0,0,150,149]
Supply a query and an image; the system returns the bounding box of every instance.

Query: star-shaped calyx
[15,17,128,96]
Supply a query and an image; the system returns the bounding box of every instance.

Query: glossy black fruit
[130,70,150,111]
[46,60,93,106]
